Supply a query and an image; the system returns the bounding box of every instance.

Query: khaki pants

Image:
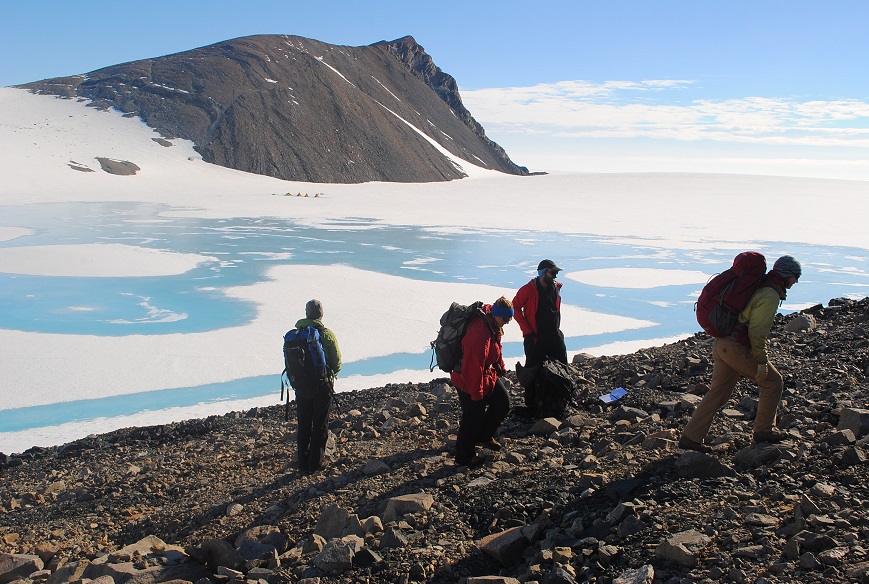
[683,336,783,443]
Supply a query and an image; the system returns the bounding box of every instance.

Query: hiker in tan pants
[680,255,802,452]
[682,336,784,446]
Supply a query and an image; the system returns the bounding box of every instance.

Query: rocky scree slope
[1,297,868,584]
[19,35,528,184]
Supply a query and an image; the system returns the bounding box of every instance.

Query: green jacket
[737,282,786,364]
[294,318,342,377]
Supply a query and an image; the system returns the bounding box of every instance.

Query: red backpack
[695,252,767,337]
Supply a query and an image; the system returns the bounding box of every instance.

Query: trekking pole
[328,370,342,412]
[429,341,437,372]
[285,390,290,422]
[280,371,291,421]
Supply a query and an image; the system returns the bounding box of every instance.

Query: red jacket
[513,279,562,337]
[450,306,505,401]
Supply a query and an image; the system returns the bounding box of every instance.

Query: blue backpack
[281,326,330,419]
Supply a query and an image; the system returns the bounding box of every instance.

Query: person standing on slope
[680,255,803,452]
[513,259,568,368]
[293,299,342,472]
[451,296,514,467]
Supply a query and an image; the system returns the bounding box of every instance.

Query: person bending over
[451,296,514,466]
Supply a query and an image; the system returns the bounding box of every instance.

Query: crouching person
[451,296,513,466]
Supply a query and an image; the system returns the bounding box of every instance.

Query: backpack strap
[760,276,786,303]
[313,324,336,379]
[477,307,498,337]
[730,277,784,344]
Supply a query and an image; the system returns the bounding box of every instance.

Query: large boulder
[0,554,43,583]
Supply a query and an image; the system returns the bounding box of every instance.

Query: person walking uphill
[513,259,568,368]
[451,296,514,467]
[680,255,803,452]
[292,299,341,473]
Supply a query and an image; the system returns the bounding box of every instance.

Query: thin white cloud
[464,79,695,104]
[462,81,869,148]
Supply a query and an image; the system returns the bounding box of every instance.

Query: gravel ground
[1,297,867,584]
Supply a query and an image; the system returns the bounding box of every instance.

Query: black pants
[296,383,332,472]
[456,378,510,464]
[524,330,568,368]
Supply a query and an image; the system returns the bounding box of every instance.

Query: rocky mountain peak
[19,34,530,184]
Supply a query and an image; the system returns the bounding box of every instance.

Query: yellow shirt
[737,284,785,363]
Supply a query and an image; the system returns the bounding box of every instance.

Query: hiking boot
[478,438,502,451]
[753,428,789,444]
[456,455,486,468]
[678,436,711,453]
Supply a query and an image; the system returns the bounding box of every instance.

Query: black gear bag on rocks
[516,359,577,419]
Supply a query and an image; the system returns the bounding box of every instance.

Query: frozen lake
[1,201,867,450]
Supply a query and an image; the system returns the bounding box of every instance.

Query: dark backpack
[516,359,577,419]
[281,326,330,419]
[429,301,493,373]
[695,252,767,337]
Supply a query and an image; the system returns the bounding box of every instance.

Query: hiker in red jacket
[680,255,802,452]
[450,296,513,466]
[513,259,568,367]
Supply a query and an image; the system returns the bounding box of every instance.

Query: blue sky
[3,0,868,179]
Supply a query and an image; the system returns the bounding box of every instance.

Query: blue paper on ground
[599,387,627,403]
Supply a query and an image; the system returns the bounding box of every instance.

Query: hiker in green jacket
[294,299,342,472]
[680,255,802,452]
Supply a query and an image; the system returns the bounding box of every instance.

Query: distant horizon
[2,1,868,181]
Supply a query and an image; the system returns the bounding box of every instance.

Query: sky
[2,1,869,178]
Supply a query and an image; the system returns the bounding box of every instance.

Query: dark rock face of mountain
[19,35,529,183]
